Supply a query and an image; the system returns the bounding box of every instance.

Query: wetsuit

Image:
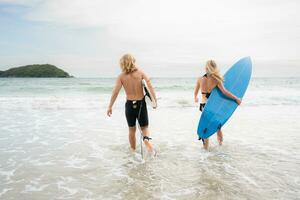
[125,99,149,127]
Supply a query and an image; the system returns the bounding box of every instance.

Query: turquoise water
[0,78,299,199]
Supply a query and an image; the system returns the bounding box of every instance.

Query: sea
[0,77,299,200]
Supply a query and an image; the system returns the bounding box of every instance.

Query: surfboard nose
[243,57,252,74]
[241,56,251,63]
[239,57,252,73]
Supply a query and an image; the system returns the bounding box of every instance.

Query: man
[107,54,157,153]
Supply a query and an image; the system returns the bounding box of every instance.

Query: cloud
[19,0,300,45]
[1,0,300,77]
[0,0,41,6]
[20,0,299,26]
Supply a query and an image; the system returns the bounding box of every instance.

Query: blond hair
[119,54,137,73]
[206,60,224,83]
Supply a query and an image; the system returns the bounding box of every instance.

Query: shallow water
[0,78,299,199]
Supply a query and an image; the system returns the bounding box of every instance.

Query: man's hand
[107,107,112,117]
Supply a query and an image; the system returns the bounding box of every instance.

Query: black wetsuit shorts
[125,99,149,127]
[199,103,206,112]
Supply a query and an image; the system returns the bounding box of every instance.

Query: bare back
[200,75,218,102]
[120,69,144,100]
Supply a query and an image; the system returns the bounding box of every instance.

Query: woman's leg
[217,129,223,145]
[128,126,136,151]
[140,126,153,152]
[203,139,209,150]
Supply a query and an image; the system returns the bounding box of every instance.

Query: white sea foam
[0,188,12,198]
[23,183,49,193]
[64,156,90,169]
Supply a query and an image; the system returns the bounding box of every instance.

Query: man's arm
[107,76,122,116]
[141,71,157,103]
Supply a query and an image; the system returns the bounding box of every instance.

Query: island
[0,64,72,78]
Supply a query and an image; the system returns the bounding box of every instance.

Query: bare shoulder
[211,76,221,85]
[136,68,144,75]
[118,72,125,79]
[137,68,149,80]
[197,77,202,83]
[117,73,126,82]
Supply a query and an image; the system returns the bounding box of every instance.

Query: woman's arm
[217,82,241,105]
[141,71,157,107]
[107,76,122,116]
[194,78,201,103]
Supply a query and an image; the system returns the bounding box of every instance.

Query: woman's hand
[217,83,242,105]
[236,98,242,105]
[194,97,199,103]
[107,107,112,117]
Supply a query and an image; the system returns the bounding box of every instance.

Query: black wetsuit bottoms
[125,99,149,127]
[199,103,206,112]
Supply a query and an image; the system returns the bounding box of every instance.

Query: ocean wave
[0,78,300,107]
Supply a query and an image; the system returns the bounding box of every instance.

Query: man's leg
[140,126,153,152]
[128,126,136,151]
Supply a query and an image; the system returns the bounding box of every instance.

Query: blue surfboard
[197,57,252,139]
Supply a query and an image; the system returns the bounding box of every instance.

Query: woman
[107,54,157,153]
[194,60,241,150]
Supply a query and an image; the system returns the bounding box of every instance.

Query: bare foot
[144,140,153,152]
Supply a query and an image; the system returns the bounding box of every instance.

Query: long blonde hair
[206,60,224,83]
[119,54,137,73]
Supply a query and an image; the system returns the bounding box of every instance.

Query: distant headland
[0,64,72,78]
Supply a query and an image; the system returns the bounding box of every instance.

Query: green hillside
[0,64,71,78]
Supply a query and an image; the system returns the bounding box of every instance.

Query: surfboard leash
[137,96,146,159]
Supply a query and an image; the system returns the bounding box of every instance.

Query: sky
[0,0,299,77]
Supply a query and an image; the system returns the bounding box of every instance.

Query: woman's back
[201,75,218,92]
[200,74,218,102]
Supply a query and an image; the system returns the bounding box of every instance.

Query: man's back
[120,69,144,101]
